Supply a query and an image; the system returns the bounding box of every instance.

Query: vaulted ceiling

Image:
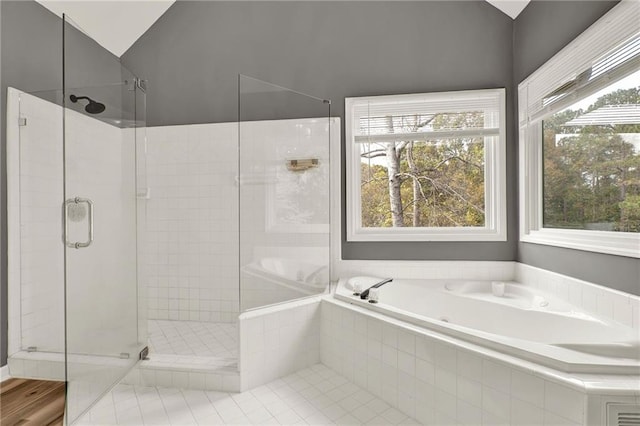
[36,0,530,58]
[36,0,175,57]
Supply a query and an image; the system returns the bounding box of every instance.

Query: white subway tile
[434,342,457,373]
[457,350,483,382]
[435,368,457,396]
[511,369,544,408]
[482,386,510,419]
[511,397,544,426]
[457,399,482,425]
[483,359,511,393]
[457,375,482,407]
[544,381,585,424]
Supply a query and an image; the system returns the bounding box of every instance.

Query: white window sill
[348,227,507,242]
[521,228,640,258]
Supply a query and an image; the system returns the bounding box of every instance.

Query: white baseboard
[1,364,10,382]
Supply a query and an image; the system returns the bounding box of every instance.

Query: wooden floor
[0,378,65,426]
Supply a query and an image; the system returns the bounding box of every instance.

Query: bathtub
[242,257,328,295]
[335,277,640,374]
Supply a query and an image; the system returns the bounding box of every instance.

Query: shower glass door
[63,15,146,423]
[238,75,332,312]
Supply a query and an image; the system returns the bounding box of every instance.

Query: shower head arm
[69,95,90,103]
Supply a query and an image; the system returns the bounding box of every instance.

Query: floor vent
[608,404,640,426]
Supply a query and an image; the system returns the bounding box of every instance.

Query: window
[345,89,506,242]
[519,0,640,258]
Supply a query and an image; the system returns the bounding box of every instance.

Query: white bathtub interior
[335,274,640,374]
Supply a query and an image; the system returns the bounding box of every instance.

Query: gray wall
[0,0,62,370]
[121,1,517,262]
[513,0,639,295]
[0,0,126,366]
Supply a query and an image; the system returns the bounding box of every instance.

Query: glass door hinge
[18,117,27,126]
[139,346,149,360]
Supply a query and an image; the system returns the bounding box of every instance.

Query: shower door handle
[64,197,94,249]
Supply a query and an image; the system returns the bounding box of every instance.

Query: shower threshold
[125,319,240,391]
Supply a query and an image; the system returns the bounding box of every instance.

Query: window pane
[359,138,485,228]
[543,70,640,232]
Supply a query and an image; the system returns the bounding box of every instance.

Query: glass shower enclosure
[62,15,147,423]
[238,75,332,312]
[7,15,147,424]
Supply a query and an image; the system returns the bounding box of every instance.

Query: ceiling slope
[36,0,529,58]
[36,0,175,57]
[486,0,531,19]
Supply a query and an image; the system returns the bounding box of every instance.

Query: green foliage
[360,111,485,228]
[543,86,640,232]
[359,85,640,233]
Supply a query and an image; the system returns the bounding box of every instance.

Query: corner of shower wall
[141,122,240,324]
[239,296,322,391]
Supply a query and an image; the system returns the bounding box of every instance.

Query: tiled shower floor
[149,320,238,359]
[77,364,420,425]
[146,320,238,371]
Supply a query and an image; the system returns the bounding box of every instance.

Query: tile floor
[149,320,238,359]
[77,364,420,425]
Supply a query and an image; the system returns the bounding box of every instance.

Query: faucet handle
[368,288,380,303]
[353,281,365,296]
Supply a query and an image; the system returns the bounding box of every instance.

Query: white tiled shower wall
[143,118,337,321]
[143,124,239,323]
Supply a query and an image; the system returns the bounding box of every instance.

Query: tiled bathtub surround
[515,263,640,331]
[144,123,239,323]
[321,298,640,425]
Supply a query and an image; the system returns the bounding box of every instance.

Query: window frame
[345,88,507,242]
[518,1,640,259]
